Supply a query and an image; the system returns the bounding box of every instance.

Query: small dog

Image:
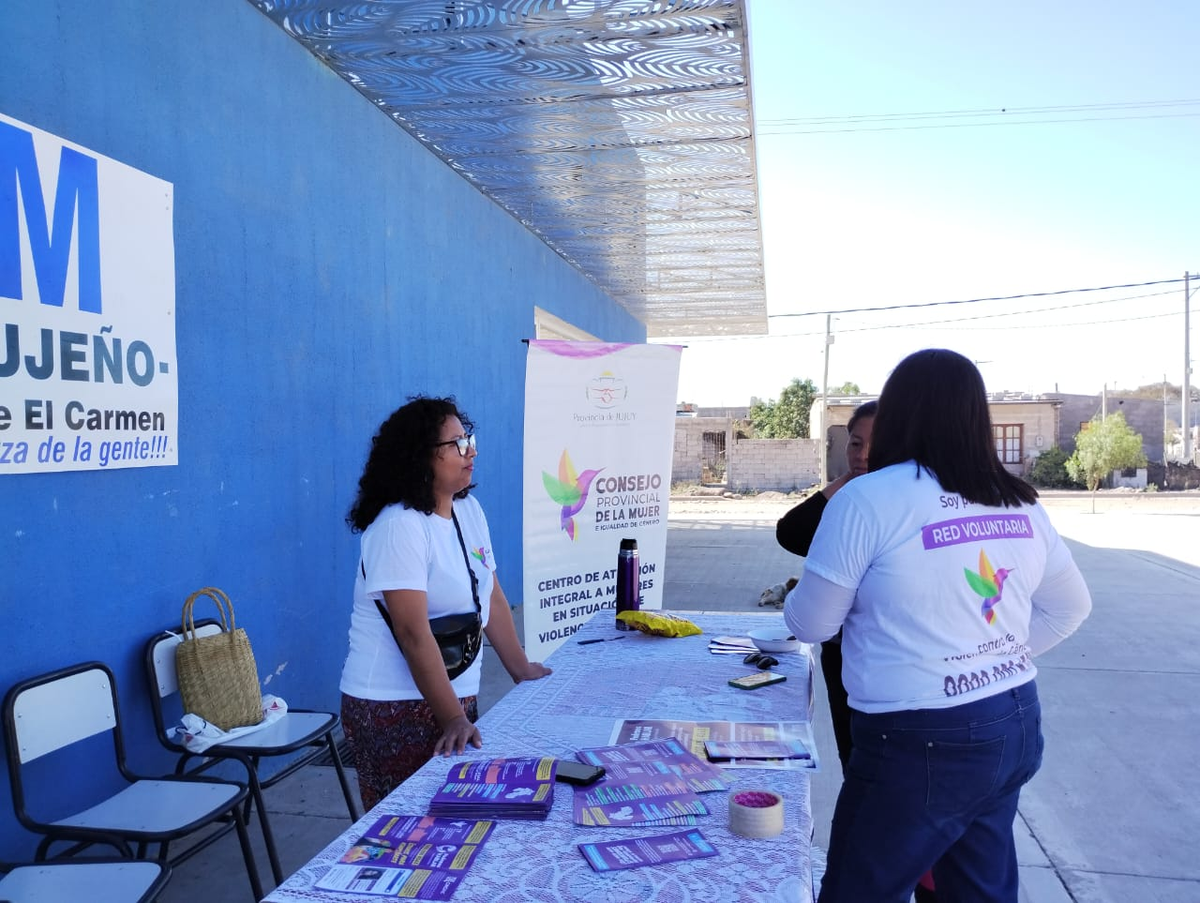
[757,576,799,608]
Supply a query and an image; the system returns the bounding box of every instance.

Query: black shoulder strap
[451,509,482,614]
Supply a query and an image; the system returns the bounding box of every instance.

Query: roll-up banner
[522,340,682,662]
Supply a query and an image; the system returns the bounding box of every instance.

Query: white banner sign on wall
[0,112,177,474]
[522,340,682,661]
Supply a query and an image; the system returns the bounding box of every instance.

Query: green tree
[1065,412,1147,512]
[749,378,818,438]
[833,381,861,395]
[1027,446,1077,489]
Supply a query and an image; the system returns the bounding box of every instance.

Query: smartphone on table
[554,760,606,786]
[728,671,787,690]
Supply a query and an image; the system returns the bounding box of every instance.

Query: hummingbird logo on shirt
[964,549,1015,624]
[542,449,603,541]
[470,547,489,569]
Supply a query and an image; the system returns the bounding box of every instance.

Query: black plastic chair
[145,620,359,885]
[2,661,262,900]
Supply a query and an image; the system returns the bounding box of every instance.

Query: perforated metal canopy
[250,0,766,336]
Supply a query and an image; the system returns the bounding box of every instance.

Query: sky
[656,0,1199,405]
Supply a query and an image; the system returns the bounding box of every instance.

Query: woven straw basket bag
[176,586,263,731]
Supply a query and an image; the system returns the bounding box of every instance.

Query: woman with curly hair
[340,396,551,810]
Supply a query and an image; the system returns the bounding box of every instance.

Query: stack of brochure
[313,814,494,899]
[608,718,821,771]
[570,738,727,827]
[703,738,812,762]
[707,634,758,655]
[427,756,557,820]
[578,737,728,792]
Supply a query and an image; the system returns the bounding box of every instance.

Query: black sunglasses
[743,652,779,670]
[433,433,476,457]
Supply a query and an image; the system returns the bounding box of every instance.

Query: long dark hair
[847,400,877,433]
[347,396,476,532]
[868,349,1037,508]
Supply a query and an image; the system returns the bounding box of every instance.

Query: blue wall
[0,0,642,856]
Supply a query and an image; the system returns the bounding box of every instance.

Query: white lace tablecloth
[267,611,816,903]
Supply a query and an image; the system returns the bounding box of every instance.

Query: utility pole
[1185,273,1193,462]
[1163,374,1169,466]
[820,314,832,483]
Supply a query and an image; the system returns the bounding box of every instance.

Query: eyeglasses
[434,433,476,457]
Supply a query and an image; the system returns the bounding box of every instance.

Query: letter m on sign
[0,119,102,312]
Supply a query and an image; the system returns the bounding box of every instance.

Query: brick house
[813,394,1063,480]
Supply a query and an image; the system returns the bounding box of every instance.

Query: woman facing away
[340,396,551,811]
[780,400,939,901]
[785,349,1092,903]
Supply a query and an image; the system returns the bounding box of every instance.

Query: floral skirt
[341,693,479,812]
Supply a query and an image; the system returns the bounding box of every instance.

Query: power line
[771,308,1180,339]
[662,281,1192,343]
[660,306,1181,343]
[658,276,1196,342]
[759,111,1200,136]
[835,289,1179,331]
[759,98,1200,126]
[757,99,1200,135]
[769,277,1189,319]
[861,309,1181,333]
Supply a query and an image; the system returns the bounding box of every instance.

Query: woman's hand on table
[485,580,554,685]
[434,714,482,757]
[510,661,552,683]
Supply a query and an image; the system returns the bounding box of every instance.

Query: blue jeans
[818,681,1043,903]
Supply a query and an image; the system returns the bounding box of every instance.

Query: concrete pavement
[157,492,1200,902]
[663,492,1200,903]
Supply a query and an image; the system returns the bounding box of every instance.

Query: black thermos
[615,538,641,629]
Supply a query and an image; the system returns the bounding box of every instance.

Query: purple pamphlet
[427,756,557,820]
[570,738,726,827]
[359,814,497,848]
[609,719,821,771]
[579,829,719,872]
[576,737,728,792]
[313,815,495,899]
[572,773,709,827]
[703,738,812,761]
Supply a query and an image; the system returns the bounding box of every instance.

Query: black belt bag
[368,508,484,681]
[428,611,483,679]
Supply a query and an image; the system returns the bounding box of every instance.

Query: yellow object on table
[615,610,703,637]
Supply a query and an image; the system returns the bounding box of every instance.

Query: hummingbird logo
[542,449,603,541]
[964,549,1015,624]
[470,547,489,569]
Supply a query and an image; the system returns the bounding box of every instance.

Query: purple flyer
[314,814,497,898]
[703,739,811,761]
[428,757,556,820]
[573,779,708,827]
[359,814,496,848]
[577,737,727,792]
[579,829,718,872]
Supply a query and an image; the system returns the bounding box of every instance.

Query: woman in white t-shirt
[785,350,1091,903]
[341,396,551,811]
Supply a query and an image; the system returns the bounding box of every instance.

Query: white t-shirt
[795,462,1085,713]
[339,495,495,701]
